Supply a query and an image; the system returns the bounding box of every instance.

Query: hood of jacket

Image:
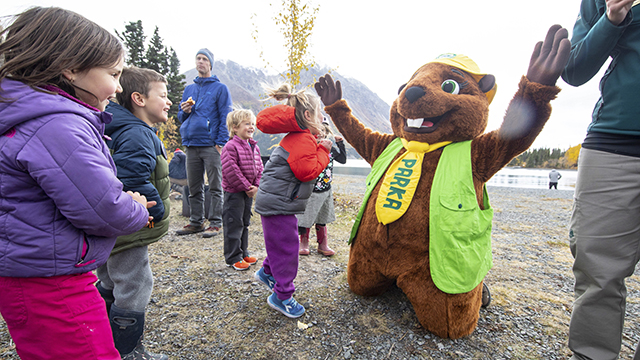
[105,101,155,138]
[0,79,112,136]
[257,105,307,135]
[194,75,221,86]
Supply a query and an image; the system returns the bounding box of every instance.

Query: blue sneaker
[254,267,275,291]
[267,293,305,318]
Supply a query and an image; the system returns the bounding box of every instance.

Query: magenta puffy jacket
[221,135,263,193]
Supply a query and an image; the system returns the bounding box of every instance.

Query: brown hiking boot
[175,223,205,235]
[202,226,221,238]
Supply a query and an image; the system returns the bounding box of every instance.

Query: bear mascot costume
[314,25,570,339]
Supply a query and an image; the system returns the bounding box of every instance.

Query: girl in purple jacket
[0,7,153,360]
[221,109,264,270]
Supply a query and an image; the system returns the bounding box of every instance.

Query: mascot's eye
[441,79,460,95]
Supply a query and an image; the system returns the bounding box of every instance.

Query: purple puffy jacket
[221,135,263,193]
[0,79,150,277]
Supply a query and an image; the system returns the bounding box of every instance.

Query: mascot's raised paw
[315,75,342,106]
[526,24,571,86]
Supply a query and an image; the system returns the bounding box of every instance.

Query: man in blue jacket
[562,0,640,359]
[176,48,232,237]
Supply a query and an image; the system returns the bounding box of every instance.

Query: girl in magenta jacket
[221,109,263,270]
[0,7,152,360]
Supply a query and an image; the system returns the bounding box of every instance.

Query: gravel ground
[2,175,640,359]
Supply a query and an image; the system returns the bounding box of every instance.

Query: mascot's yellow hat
[430,53,497,104]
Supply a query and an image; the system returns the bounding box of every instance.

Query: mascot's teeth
[407,119,423,128]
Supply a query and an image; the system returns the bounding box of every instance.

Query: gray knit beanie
[196,48,214,70]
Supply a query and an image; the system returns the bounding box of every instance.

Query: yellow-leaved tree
[560,144,581,169]
[252,0,319,86]
[251,1,321,154]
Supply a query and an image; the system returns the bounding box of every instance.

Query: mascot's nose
[405,86,425,103]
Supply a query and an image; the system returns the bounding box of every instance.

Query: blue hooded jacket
[177,76,232,147]
[105,102,166,222]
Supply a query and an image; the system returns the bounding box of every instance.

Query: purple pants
[261,214,299,300]
[0,272,119,360]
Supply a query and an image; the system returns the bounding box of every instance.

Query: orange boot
[299,227,310,255]
[316,224,335,256]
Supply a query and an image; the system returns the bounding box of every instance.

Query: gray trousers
[569,148,640,360]
[223,191,253,265]
[96,246,153,312]
[186,146,223,227]
[296,188,335,228]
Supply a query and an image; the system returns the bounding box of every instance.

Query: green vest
[349,138,403,244]
[429,141,493,294]
[111,153,171,255]
[350,139,492,294]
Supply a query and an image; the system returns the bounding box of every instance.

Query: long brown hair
[264,83,322,134]
[0,7,124,101]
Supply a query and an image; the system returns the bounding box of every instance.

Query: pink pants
[0,272,119,360]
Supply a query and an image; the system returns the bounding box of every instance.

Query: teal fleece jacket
[562,1,640,136]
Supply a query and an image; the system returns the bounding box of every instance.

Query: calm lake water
[334,159,577,191]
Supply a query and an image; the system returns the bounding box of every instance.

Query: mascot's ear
[478,75,496,94]
[398,83,407,95]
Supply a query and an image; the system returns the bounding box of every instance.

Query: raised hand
[526,24,571,86]
[314,74,343,106]
[319,138,332,151]
[607,0,635,25]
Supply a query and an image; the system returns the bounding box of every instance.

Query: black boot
[109,304,168,360]
[481,283,491,308]
[96,281,114,315]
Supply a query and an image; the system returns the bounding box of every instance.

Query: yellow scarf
[375,138,451,225]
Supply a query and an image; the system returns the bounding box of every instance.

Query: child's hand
[245,185,258,198]
[126,191,156,227]
[127,191,156,208]
[335,136,343,143]
[319,139,332,151]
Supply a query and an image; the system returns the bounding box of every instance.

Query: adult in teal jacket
[561,1,640,359]
[176,48,232,237]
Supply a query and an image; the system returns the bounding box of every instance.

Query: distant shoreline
[332,172,576,194]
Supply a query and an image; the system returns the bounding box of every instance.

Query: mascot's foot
[481,283,491,308]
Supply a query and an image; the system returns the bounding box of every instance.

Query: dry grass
[1,181,640,359]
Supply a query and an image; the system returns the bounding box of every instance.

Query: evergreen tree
[509,147,573,169]
[167,47,186,119]
[117,21,185,149]
[116,21,146,68]
[145,27,168,74]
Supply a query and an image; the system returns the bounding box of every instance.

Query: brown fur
[325,63,560,339]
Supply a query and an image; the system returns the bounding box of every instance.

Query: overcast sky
[2,0,603,149]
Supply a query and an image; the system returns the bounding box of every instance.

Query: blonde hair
[264,83,322,134]
[226,108,256,138]
[318,122,335,141]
